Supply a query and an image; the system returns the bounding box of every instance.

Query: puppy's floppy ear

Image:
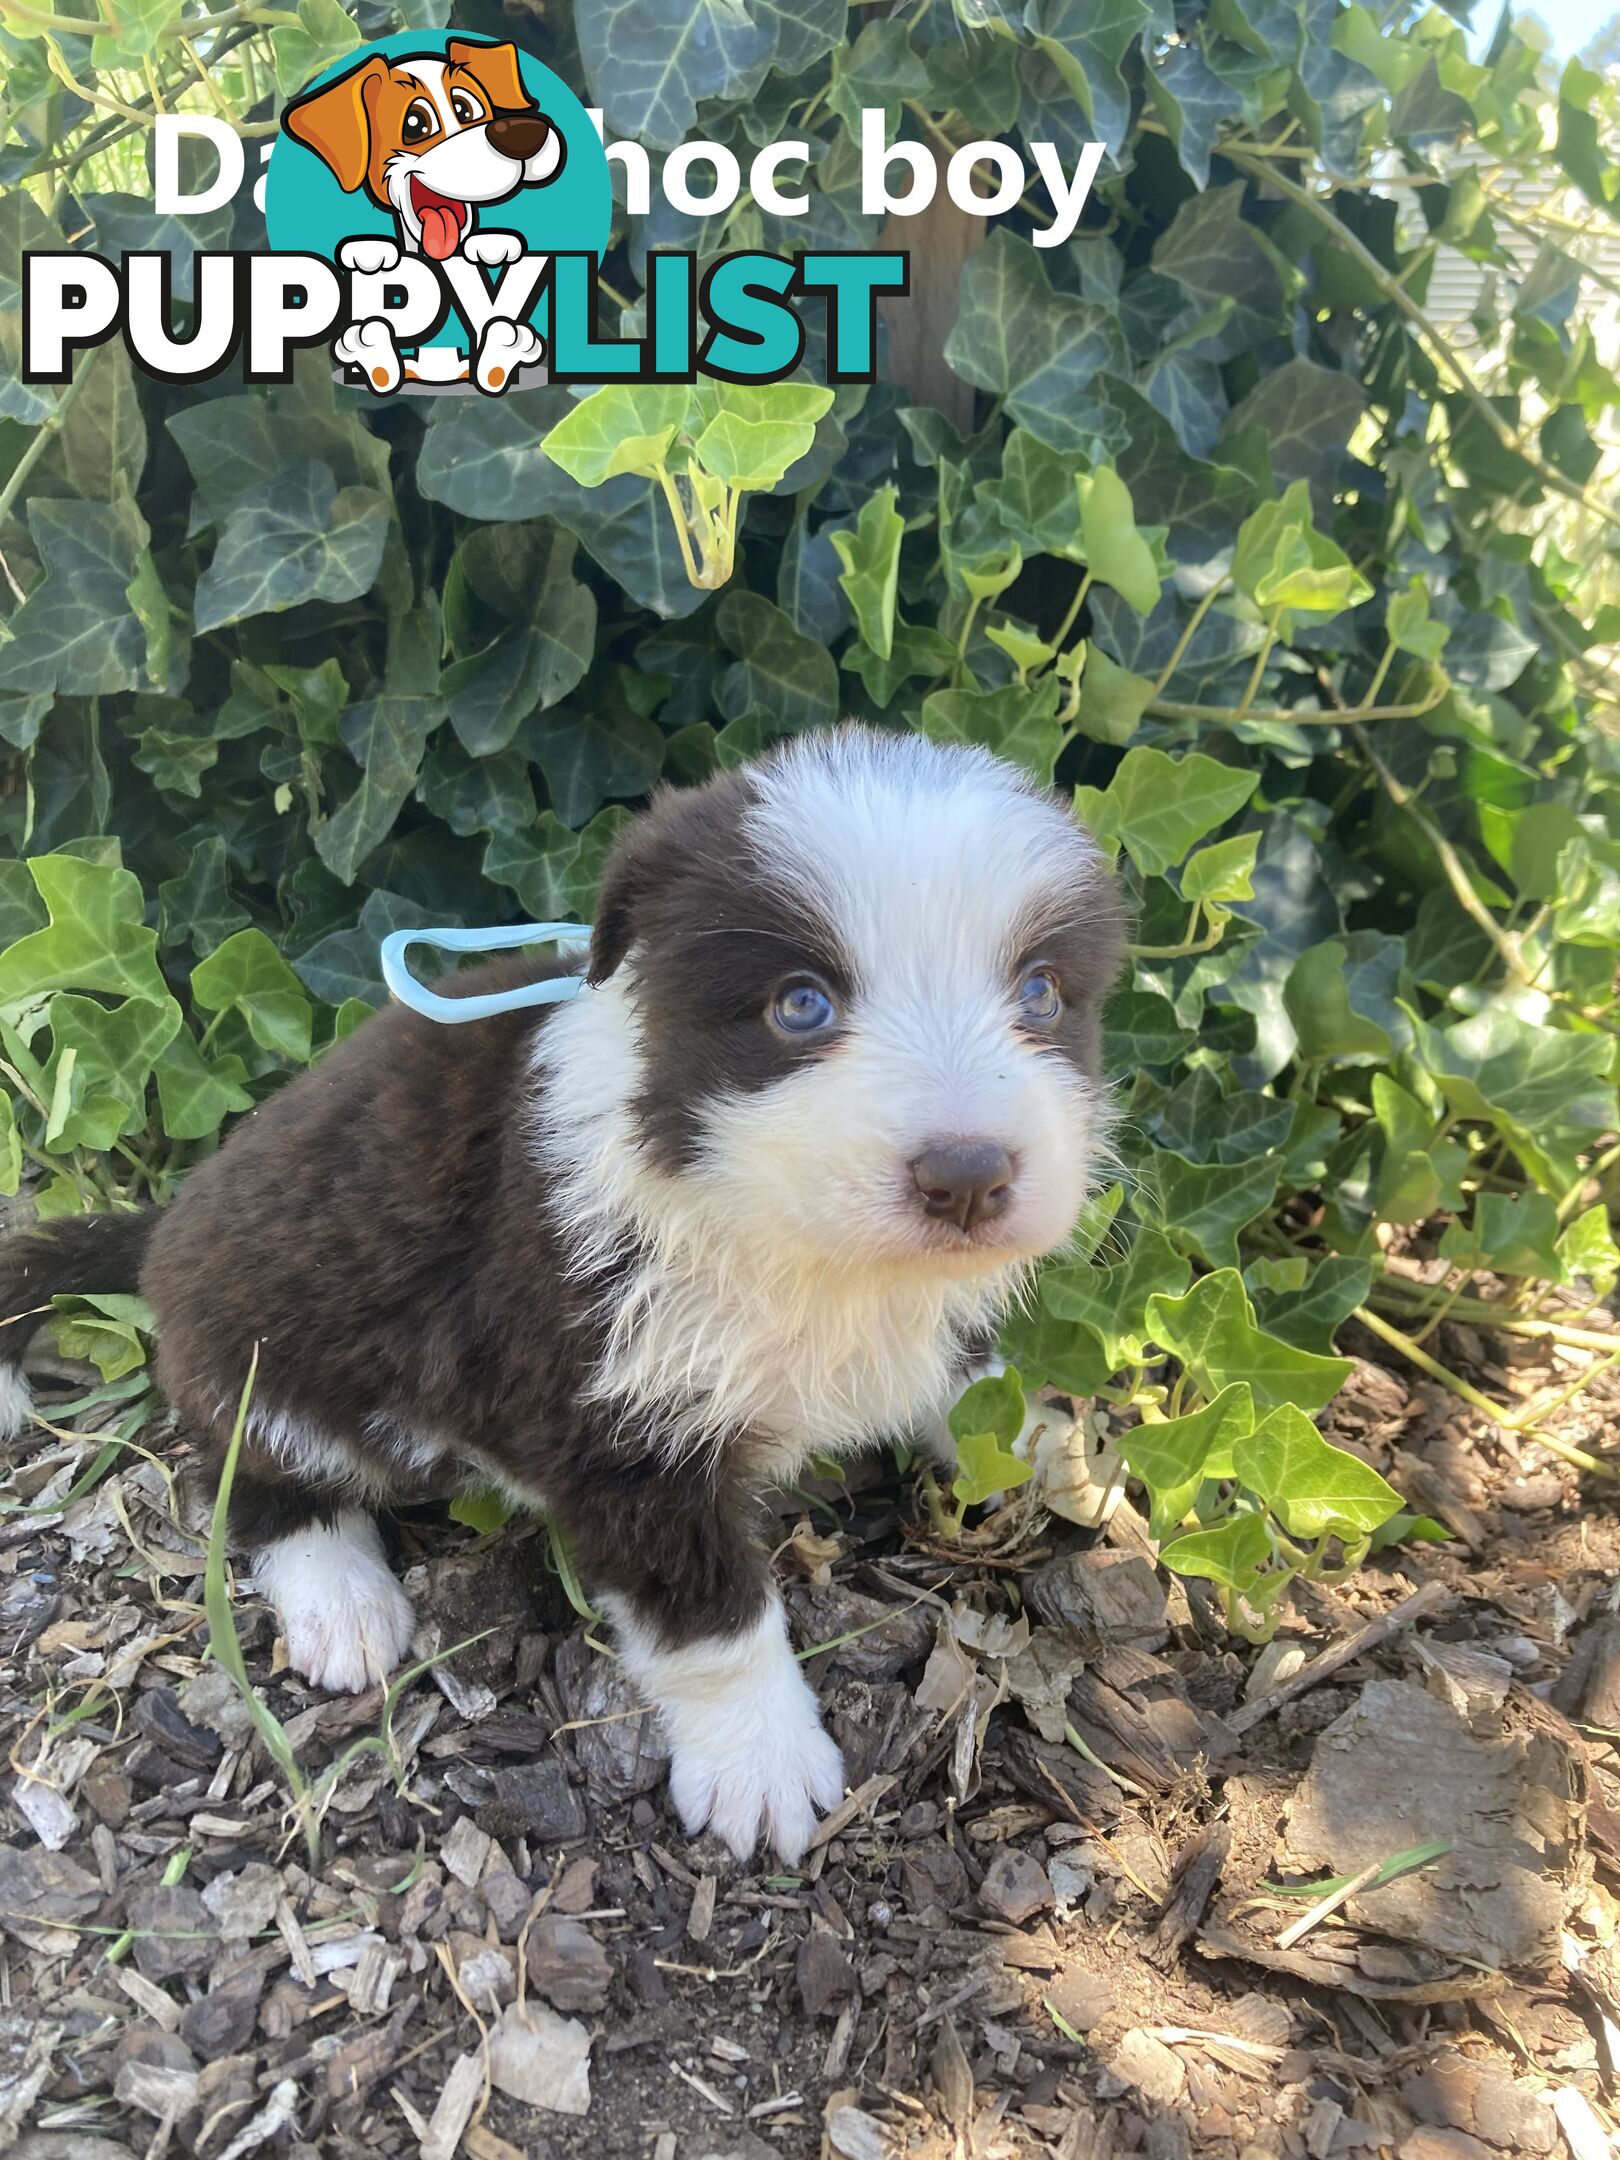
[447,37,533,113]
[588,813,666,984]
[283,54,386,194]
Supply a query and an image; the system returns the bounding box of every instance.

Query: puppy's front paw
[670,1693,845,1866]
[339,237,401,275]
[611,1599,846,1866]
[463,229,523,267]
[334,318,402,393]
[474,317,542,392]
[254,1512,415,1695]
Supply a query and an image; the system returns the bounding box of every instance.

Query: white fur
[0,1365,33,1443]
[253,1510,415,1694]
[535,971,1006,1472]
[608,1595,844,1863]
[533,729,1109,1477]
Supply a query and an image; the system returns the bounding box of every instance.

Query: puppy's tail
[0,1208,157,1440]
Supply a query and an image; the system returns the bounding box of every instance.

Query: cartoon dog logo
[282,38,565,391]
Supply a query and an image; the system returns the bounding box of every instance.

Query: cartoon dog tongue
[410,181,464,261]
[419,200,462,260]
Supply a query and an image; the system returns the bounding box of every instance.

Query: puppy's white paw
[474,317,542,393]
[0,1366,33,1443]
[610,1597,845,1866]
[463,229,524,267]
[669,1688,845,1866]
[254,1512,415,1695]
[334,318,402,393]
[339,237,401,275]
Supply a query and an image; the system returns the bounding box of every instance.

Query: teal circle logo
[263,32,611,390]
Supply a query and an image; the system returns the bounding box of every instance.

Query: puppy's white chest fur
[533,981,1008,1471]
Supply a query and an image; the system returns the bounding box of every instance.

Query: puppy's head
[283,39,564,259]
[588,727,1124,1278]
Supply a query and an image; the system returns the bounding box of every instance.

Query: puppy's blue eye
[1017,967,1062,1024]
[772,981,837,1035]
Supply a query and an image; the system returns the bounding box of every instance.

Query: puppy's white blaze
[253,1511,415,1695]
[0,1366,33,1444]
[536,976,1003,1464]
[732,728,1107,1259]
[606,1596,844,1864]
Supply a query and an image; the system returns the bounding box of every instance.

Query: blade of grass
[203,1346,315,1861]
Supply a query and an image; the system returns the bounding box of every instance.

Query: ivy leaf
[919,679,1064,782]
[953,1427,1035,1507]
[1116,1382,1256,1540]
[193,463,391,634]
[49,1292,153,1383]
[1075,645,1155,746]
[1284,935,1407,1064]
[156,840,249,961]
[1182,833,1258,904]
[1154,182,1301,350]
[1103,990,1197,1072]
[1041,1225,1191,1369]
[270,0,362,96]
[945,232,1128,452]
[1387,579,1450,661]
[191,930,314,1065]
[154,1032,253,1141]
[1558,1206,1620,1296]
[1439,1191,1565,1283]
[519,704,666,827]
[540,387,692,486]
[843,621,956,708]
[1406,1006,1617,1195]
[0,857,168,1016]
[443,525,596,757]
[314,699,441,888]
[1077,467,1163,616]
[1250,1257,1371,1355]
[41,993,181,1153]
[1147,1270,1352,1414]
[1148,36,1245,188]
[1136,1147,1282,1270]
[1024,0,1157,159]
[949,1365,1027,1450]
[0,497,150,696]
[577,0,809,148]
[1076,747,1257,877]
[832,486,903,660]
[1232,1403,1403,1541]
[716,593,839,736]
[1160,1510,1274,1590]
[450,1488,517,1534]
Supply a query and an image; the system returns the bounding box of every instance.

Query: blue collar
[379,923,593,1025]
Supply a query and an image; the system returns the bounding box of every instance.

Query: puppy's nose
[911,1140,1015,1232]
[487,113,550,162]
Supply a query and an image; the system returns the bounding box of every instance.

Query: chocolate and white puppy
[0,728,1123,1861]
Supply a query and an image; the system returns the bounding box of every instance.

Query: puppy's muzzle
[911,1140,1015,1233]
[488,112,550,161]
